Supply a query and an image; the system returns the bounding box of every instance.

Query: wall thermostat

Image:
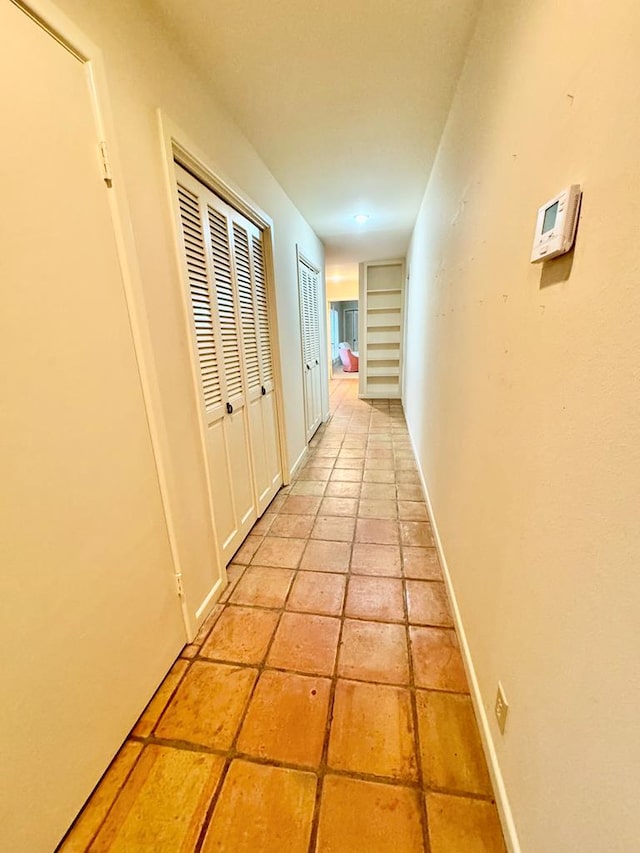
[530,184,582,263]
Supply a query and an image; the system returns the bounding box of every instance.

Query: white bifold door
[175,165,282,565]
[298,256,323,442]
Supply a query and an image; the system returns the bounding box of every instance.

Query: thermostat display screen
[542,201,559,234]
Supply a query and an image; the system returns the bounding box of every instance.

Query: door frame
[9,0,189,633]
[344,307,359,352]
[296,247,325,442]
[158,112,290,627]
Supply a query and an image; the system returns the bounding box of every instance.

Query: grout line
[65,388,494,852]
[404,555,433,853]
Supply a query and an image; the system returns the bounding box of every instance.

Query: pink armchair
[338,342,359,372]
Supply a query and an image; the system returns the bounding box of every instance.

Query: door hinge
[98,141,113,187]
[174,573,184,598]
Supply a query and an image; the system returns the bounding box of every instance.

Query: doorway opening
[329,299,359,378]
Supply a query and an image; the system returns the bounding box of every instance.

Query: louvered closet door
[175,165,256,564]
[230,219,282,513]
[298,259,323,441]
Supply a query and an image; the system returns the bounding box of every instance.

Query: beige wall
[404,2,640,850]
[52,0,325,615]
[326,263,359,301]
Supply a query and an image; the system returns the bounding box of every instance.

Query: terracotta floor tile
[355,518,400,545]
[91,745,224,851]
[345,575,405,622]
[233,534,262,565]
[328,680,418,781]
[333,457,365,470]
[251,512,276,535]
[316,775,423,853]
[181,643,199,659]
[400,521,435,547]
[132,660,189,737]
[300,539,351,573]
[338,448,365,459]
[290,480,326,496]
[325,480,361,498]
[312,448,339,459]
[360,482,397,500]
[351,543,402,576]
[268,493,287,512]
[358,498,398,519]
[398,500,429,521]
[200,606,280,664]
[396,469,420,484]
[417,691,492,795]
[410,627,469,692]
[394,455,416,467]
[193,603,225,643]
[406,580,453,627]
[363,468,396,483]
[396,484,424,501]
[426,792,505,853]
[319,496,359,517]
[297,466,333,481]
[364,457,395,470]
[155,661,257,748]
[59,741,143,852]
[287,571,346,616]
[329,467,363,482]
[237,670,331,767]
[201,760,316,853]
[230,565,295,607]
[338,619,409,684]
[250,537,306,569]
[269,513,315,538]
[311,515,356,542]
[365,450,394,461]
[280,494,322,515]
[403,546,443,580]
[267,612,341,675]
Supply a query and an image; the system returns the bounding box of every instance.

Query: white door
[175,166,256,565]
[345,307,359,352]
[0,5,185,851]
[298,258,323,441]
[230,220,283,513]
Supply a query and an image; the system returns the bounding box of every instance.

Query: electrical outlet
[495,682,509,735]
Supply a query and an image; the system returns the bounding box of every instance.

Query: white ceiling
[151,0,481,266]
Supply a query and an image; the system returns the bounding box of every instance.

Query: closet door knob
[315,359,319,365]
[226,402,233,414]
[306,363,311,371]
[261,386,266,396]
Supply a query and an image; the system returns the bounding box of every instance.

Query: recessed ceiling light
[353,214,370,224]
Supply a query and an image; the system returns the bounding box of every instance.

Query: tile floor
[59,380,506,853]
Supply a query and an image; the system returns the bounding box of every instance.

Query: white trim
[406,424,522,853]
[195,576,225,621]
[10,0,191,640]
[289,445,309,480]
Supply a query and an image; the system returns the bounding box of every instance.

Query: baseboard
[289,445,309,480]
[406,425,521,853]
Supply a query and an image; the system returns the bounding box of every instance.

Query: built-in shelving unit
[358,259,405,398]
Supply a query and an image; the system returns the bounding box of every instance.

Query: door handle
[226,402,233,414]
[261,385,266,396]
[306,364,311,370]
[315,359,319,365]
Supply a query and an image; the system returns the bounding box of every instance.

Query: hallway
[60,380,505,852]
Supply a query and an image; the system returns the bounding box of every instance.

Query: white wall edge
[289,445,309,480]
[406,421,522,853]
